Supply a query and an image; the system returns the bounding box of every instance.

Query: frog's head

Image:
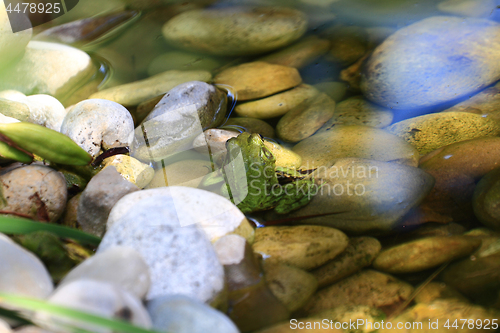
[225,132,276,170]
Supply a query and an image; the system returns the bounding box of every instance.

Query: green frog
[200,132,317,214]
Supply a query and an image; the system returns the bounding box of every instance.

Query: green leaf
[0,293,165,333]
[0,216,100,246]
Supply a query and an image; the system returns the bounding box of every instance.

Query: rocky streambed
[0,0,499,332]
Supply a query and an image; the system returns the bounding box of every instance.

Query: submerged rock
[162,7,307,56]
[265,158,435,234]
[214,62,302,101]
[0,41,96,99]
[361,16,500,110]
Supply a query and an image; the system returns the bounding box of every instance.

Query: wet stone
[385,112,500,156]
[311,237,382,288]
[419,137,500,222]
[276,92,335,143]
[265,158,435,234]
[262,261,318,312]
[234,84,319,119]
[257,35,331,69]
[90,70,212,106]
[264,140,303,170]
[252,225,349,270]
[216,235,289,332]
[132,81,226,162]
[313,82,347,102]
[78,166,139,237]
[214,62,302,102]
[162,7,307,56]
[147,51,223,76]
[362,16,500,110]
[300,269,414,316]
[0,165,67,222]
[0,41,96,99]
[322,25,369,67]
[224,118,275,138]
[440,236,500,306]
[372,236,482,274]
[102,155,154,189]
[413,282,469,304]
[317,96,393,130]
[473,167,500,230]
[293,125,420,169]
[0,233,53,299]
[443,81,500,122]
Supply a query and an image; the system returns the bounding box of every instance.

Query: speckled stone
[61,99,134,157]
[300,270,414,316]
[77,166,139,237]
[385,112,500,155]
[107,187,254,244]
[253,225,349,270]
[317,96,393,130]
[0,165,67,222]
[312,237,381,288]
[373,236,481,274]
[98,193,225,302]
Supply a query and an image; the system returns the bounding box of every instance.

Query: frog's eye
[261,146,273,160]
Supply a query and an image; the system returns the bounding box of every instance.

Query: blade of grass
[0,216,100,246]
[0,293,165,333]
